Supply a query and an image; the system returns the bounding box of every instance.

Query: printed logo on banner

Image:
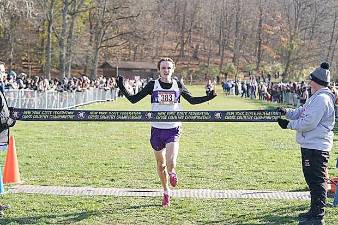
[146,112,152,119]
[12,111,19,119]
[77,112,86,119]
[214,112,222,120]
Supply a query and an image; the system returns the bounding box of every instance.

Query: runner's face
[159,61,174,79]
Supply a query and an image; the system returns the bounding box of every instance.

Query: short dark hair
[157,58,175,70]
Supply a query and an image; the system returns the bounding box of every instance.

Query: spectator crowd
[219,75,313,106]
[0,71,117,93]
[0,63,324,108]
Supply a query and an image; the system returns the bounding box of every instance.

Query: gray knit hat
[309,62,330,86]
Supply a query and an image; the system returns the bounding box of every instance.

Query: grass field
[0,85,337,224]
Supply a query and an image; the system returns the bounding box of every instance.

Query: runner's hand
[117,76,124,89]
[208,90,217,98]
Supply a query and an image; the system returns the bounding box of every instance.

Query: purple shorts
[150,127,181,151]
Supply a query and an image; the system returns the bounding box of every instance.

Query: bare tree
[277,0,332,80]
[65,0,87,78]
[36,0,55,79]
[0,0,35,71]
[58,0,69,79]
[232,0,243,66]
[256,0,264,71]
[326,6,338,64]
[85,0,138,79]
[218,0,232,72]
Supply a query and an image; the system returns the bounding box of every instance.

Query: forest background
[0,0,338,83]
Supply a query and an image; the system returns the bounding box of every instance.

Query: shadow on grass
[199,220,266,225]
[198,205,307,225]
[289,187,309,192]
[123,204,161,209]
[253,204,307,225]
[0,211,98,225]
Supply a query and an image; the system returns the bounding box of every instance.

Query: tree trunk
[282,49,292,82]
[219,0,227,72]
[59,0,69,80]
[207,38,212,71]
[256,0,263,71]
[232,0,242,66]
[8,16,16,73]
[88,0,107,80]
[179,0,187,58]
[65,16,75,78]
[45,0,55,80]
[84,10,94,76]
[66,0,85,78]
[90,42,101,79]
[326,11,337,63]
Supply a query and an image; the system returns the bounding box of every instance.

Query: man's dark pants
[301,148,330,219]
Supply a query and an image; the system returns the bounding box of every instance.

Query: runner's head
[157,58,175,80]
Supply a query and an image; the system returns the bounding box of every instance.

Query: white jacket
[286,87,336,151]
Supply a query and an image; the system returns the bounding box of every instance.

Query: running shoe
[169,173,178,187]
[162,193,170,207]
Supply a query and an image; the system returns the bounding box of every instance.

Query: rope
[10,108,281,122]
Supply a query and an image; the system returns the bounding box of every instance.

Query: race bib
[158,91,176,105]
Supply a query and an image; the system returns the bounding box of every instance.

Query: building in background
[99,61,157,79]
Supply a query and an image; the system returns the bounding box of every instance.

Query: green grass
[0,85,337,224]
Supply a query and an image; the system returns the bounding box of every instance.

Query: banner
[10,108,281,122]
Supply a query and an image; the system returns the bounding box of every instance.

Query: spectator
[0,62,6,93]
[300,86,309,106]
[277,62,336,225]
[205,79,214,96]
[0,61,16,216]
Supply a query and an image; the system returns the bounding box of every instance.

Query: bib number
[158,92,176,105]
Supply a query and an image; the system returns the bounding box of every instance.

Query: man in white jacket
[277,62,336,225]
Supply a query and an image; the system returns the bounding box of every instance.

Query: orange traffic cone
[3,136,21,184]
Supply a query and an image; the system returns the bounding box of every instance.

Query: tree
[85,0,138,79]
[38,0,56,80]
[256,0,264,71]
[232,0,243,66]
[0,0,35,71]
[218,0,233,72]
[65,0,88,78]
[277,0,331,81]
